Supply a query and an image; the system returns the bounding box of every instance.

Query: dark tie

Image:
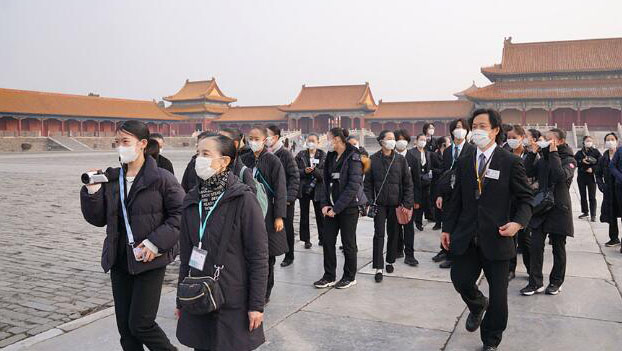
[453,146,460,162]
[478,153,487,180]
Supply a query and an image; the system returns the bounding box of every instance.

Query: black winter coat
[364,151,414,208]
[295,148,326,202]
[176,175,268,351]
[80,156,185,274]
[231,156,257,194]
[273,146,300,204]
[596,150,622,223]
[181,155,198,193]
[525,145,577,236]
[575,147,601,182]
[241,149,289,256]
[403,150,422,205]
[408,148,434,187]
[155,154,175,175]
[319,143,367,214]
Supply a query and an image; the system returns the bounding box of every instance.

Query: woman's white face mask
[195,156,223,180]
[249,140,264,153]
[506,138,522,150]
[417,140,427,149]
[383,140,396,150]
[118,144,140,164]
[606,140,618,150]
[396,140,409,151]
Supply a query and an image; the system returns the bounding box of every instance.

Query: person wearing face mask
[429,137,447,231]
[241,126,288,303]
[347,135,369,157]
[422,123,438,153]
[81,120,184,351]
[596,133,622,249]
[265,125,300,268]
[575,136,601,222]
[314,128,367,289]
[295,133,326,248]
[394,129,422,266]
[219,128,257,193]
[410,133,435,231]
[441,109,533,351]
[364,130,414,282]
[434,119,475,269]
[150,133,175,175]
[175,135,268,351]
[182,131,217,193]
[521,128,576,297]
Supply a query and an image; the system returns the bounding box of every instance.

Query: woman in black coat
[241,126,288,303]
[575,135,601,221]
[81,121,183,351]
[364,130,414,282]
[295,133,326,248]
[596,133,622,247]
[409,133,435,231]
[176,135,268,351]
[522,130,577,296]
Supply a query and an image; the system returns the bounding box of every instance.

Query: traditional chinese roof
[453,81,479,99]
[482,37,622,79]
[215,105,287,122]
[465,78,622,101]
[0,88,187,121]
[281,83,377,112]
[367,100,474,120]
[163,78,237,103]
[166,103,229,115]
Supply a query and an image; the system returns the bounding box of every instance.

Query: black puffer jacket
[596,150,622,223]
[241,149,288,256]
[575,147,601,181]
[295,148,326,201]
[319,143,367,214]
[273,146,300,204]
[364,150,414,207]
[81,156,185,274]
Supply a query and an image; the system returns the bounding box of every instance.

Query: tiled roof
[166,103,229,115]
[465,78,622,101]
[482,37,622,78]
[367,100,474,120]
[281,83,377,112]
[163,78,237,103]
[0,88,187,121]
[453,82,479,98]
[215,105,287,122]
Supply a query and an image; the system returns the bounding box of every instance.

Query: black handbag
[177,200,237,315]
[531,182,555,216]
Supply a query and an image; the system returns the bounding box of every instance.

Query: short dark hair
[549,128,566,141]
[307,133,319,141]
[605,132,618,141]
[267,125,281,137]
[394,128,411,142]
[582,135,593,142]
[204,135,237,170]
[449,118,469,139]
[440,136,451,148]
[346,135,359,143]
[468,108,503,144]
[220,127,243,142]
[423,123,435,134]
[146,139,160,159]
[416,133,426,140]
[329,128,349,144]
[507,124,526,137]
[528,128,541,140]
[197,131,218,141]
[250,125,268,137]
[150,133,164,141]
[117,120,150,141]
[376,129,393,144]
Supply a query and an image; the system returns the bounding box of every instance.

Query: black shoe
[318,240,323,246]
[520,284,545,296]
[313,278,336,289]
[404,256,419,266]
[374,272,383,283]
[304,241,313,249]
[416,224,424,231]
[508,271,516,281]
[545,284,562,295]
[591,216,596,222]
[396,251,405,259]
[482,345,497,351]
[339,245,343,250]
[432,251,447,263]
[465,298,488,332]
[280,258,293,267]
[432,223,442,230]
[605,239,621,247]
[439,260,451,269]
[385,264,394,274]
[578,213,588,219]
[335,278,357,289]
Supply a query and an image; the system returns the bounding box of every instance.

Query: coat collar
[183,170,247,209]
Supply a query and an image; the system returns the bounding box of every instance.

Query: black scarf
[199,172,229,214]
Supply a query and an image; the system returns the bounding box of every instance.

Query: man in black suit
[441,109,533,351]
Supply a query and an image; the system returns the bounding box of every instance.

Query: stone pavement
[1,150,622,350]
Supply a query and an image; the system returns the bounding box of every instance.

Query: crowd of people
[80,108,622,350]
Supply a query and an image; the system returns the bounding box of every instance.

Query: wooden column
[17,118,22,136]
[97,121,101,137]
[521,109,527,125]
[80,121,83,137]
[61,120,65,136]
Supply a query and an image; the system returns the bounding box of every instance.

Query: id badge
[189,246,207,270]
[312,159,320,165]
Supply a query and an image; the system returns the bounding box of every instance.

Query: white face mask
[522,138,530,147]
[507,138,521,149]
[537,140,551,149]
[118,145,140,164]
[471,129,492,149]
[249,140,264,153]
[396,140,408,151]
[452,128,467,140]
[428,129,435,136]
[307,142,316,150]
[584,141,593,148]
[195,156,220,180]
[606,140,618,150]
[383,140,396,150]
[417,140,427,148]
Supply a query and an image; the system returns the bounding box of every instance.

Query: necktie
[453,146,460,161]
[478,153,487,180]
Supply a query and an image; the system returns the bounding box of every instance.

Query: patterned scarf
[199,171,229,214]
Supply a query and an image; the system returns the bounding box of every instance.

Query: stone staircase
[48,136,93,151]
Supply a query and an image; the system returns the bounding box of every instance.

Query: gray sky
[1,0,621,106]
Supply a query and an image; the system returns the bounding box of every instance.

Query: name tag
[485,169,500,180]
[332,173,340,180]
[312,159,320,165]
[189,246,207,270]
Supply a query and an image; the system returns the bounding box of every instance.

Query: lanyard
[475,153,493,195]
[119,166,135,246]
[198,192,225,249]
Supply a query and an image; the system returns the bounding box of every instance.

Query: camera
[81,170,109,185]
[366,205,379,218]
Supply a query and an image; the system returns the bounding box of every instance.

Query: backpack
[239,165,270,218]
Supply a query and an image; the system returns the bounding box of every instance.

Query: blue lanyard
[119,166,135,246]
[198,192,225,249]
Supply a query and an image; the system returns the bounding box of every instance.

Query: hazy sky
[1,0,621,106]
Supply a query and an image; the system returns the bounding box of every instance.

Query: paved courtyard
[1,149,622,350]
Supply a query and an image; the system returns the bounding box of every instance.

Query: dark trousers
[284,203,296,260]
[609,218,620,241]
[373,205,398,269]
[397,215,415,258]
[298,194,324,244]
[266,255,276,300]
[578,176,597,216]
[415,185,432,226]
[509,228,531,274]
[322,207,359,281]
[110,266,175,351]
[451,241,510,348]
[529,228,567,287]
